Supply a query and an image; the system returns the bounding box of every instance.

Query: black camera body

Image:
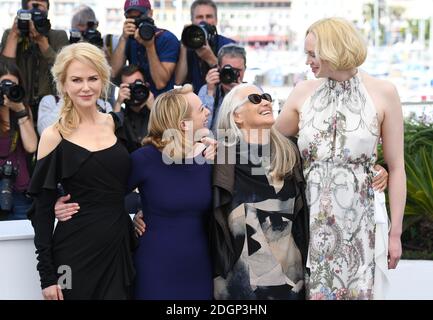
[125,80,150,107]
[82,21,103,48]
[0,161,18,212]
[181,21,217,49]
[17,4,51,37]
[70,21,103,48]
[219,65,240,84]
[69,29,82,44]
[0,80,25,106]
[132,16,156,41]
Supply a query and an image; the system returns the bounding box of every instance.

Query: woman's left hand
[372,164,388,192]
[54,194,80,222]
[201,137,218,161]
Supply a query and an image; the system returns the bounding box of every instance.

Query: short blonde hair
[306,17,367,71]
[143,84,194,160]
[51,42,111,136]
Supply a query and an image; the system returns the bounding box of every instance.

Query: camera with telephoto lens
[17,3,51,37]
[0,80,25,106]
[219,65,240,84]
[125,80,149,107]
[0,161,19,212]
[132,16,156,41]
[181,21,217,49]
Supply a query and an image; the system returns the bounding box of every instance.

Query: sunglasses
[246,93,272,104]
[235,93,273,110]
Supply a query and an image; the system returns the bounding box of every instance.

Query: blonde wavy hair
[306,17,367,71]
[217,83,298,180]
[143,84,194,160]
[51,42,111,136]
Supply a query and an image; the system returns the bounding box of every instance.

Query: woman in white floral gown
[275,17,406,300]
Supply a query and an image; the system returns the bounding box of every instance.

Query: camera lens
[7,85,25,102]
[0,81,25,103]
[127,81,149,107]
[138,23,155,41]
[220,65,238,84]
[181,25,206,49]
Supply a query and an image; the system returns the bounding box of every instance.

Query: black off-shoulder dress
[28,122,135,299]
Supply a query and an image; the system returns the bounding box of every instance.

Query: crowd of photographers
[0,0,248,221]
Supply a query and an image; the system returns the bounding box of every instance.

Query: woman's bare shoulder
[362,72,398,95]
[293,79,324,94]
[37,125,62,160]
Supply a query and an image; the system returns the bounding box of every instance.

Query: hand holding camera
[133,17,157,48]
[196,43,217,66]
[117,80,150,109]
[205,64,241,96]
[117,83,132,105]
[122,18,137,40]
[0,80,25,111]
[205,67,220,96]
[219,64,241,85]
[17,4,51,38]
[9,18,21,40]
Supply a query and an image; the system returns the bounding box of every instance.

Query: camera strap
[210,85,224,130]
[105,34,113,56]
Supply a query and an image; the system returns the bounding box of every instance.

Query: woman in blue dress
[128,84,214,299]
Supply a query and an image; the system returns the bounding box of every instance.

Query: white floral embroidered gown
[298,73,380,300]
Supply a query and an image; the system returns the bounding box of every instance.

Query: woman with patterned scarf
[211,83,310,300]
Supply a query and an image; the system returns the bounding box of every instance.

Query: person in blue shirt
[198,43,247,132]
[175,0,235,93]
[111,0,179,97]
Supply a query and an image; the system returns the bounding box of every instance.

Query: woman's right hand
[42,284,64,300]
[54,194,80,221]
[133,211,146,237]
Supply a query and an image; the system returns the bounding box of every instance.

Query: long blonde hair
[217,83,298,180]
[51,42,111,136]
[143,84,194,160]
[306,17,367,71]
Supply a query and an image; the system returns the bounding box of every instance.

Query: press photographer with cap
[1,0,68,120]
[111,0,179,96]
[175,0,235,93]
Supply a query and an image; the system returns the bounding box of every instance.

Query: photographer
[198,43,246,131]
[0,0,68,120]
[69,5,103,48]
[175,0,235,93]
[114,65,154,153]
[111,0,179,97]
[0,61,38,220]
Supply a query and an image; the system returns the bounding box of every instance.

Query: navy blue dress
[128,145,213,300]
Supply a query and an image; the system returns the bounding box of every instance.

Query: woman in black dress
[28,43,135,300]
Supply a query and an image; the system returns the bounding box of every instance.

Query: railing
[402,101,433,123]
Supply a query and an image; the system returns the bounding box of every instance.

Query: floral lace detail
[298,73,379,300]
